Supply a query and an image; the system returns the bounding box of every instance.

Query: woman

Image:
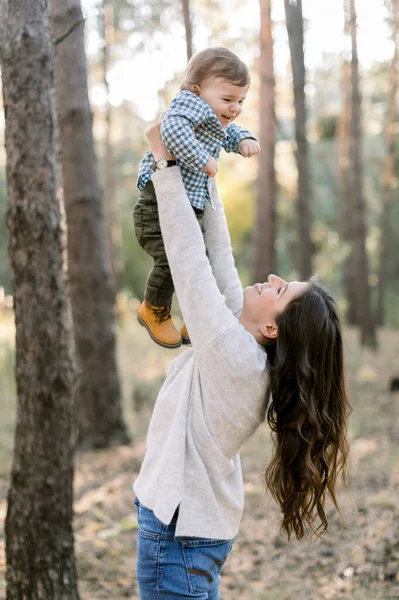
[133,123,350,600]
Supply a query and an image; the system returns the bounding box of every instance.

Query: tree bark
[338,56,357,324]
[346,0,377,346]
[102,0,124,298]
[50,0,131,449]
[182,0,193,61]
[377,0,399,325]
[0,0,80,597]
[254,0,277,282]
[284,0,313,280]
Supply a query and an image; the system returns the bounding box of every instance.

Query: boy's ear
[191,84,201,97]
[260,323,278,340]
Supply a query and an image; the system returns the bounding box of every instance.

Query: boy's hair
[180,47,250,91]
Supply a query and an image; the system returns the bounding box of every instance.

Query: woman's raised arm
[203,179,243,318]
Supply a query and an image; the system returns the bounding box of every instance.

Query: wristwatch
[153,158,177,171]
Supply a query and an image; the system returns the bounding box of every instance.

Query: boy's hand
[203,156,218,177]
[238,139,261,158]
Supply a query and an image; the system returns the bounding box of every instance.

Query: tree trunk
[284,0,313,280]
[50,0,131,449]
[347,0,377,346]
[254,0,276,282]
[0,1,80,597]
[338,56,357,324]
[182,0,193,61]
[377,0,399,325]
[102,0,123,298]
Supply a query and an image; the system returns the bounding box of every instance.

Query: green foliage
[316,115,338,141]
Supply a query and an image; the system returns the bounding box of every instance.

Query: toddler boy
[134,47,260,348]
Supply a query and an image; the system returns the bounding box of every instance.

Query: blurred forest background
[0,0,399,598]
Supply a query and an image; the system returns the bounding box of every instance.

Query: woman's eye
[277,287,281,294]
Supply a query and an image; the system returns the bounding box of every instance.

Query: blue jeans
[134,498,235,599]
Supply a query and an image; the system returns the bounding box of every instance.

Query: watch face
[156,158,168,170]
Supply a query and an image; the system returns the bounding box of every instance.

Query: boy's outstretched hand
[238,138,261,158]
[203,156,218,178]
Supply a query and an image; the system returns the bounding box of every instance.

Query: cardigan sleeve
[151,167,242,355]
[202,178,243,317]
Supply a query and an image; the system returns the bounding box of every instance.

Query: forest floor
[0,308,399,599]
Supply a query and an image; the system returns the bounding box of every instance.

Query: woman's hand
[145,118,175,162]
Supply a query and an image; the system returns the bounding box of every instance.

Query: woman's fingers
[145,122,162,141]
[145,116,175,160]
[145,113,166,138]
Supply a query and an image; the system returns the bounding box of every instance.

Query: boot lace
[152,306,171,324]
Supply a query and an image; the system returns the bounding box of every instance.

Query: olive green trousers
[133,181,204,307]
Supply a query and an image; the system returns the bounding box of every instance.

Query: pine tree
[0,0,80,595]
[284,0,313,279]
[50,0,131,448]
[254,0,277,282]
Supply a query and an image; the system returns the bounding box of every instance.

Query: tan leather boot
[138,300,182,349]
[180,323,191,345]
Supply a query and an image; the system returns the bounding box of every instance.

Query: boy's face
[192,77,249,128]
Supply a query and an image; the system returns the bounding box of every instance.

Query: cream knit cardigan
[134,168,268,540]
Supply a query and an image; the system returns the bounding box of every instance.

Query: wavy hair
[264,280,350,540]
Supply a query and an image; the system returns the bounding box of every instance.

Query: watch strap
[153,159,177,171]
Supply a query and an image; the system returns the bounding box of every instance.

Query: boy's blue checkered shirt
[137,91,257,211]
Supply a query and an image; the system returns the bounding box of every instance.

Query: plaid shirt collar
[178,91,226,140]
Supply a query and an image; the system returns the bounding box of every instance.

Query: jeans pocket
[181,538,234,593]
[135,498,165,540]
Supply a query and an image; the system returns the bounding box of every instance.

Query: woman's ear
[191,84,201,97]
[260,323,278,340]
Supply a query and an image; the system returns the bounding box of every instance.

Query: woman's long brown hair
[264,280,350,541]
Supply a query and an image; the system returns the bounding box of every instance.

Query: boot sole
[137,314,182,349]
[181,337,191,345]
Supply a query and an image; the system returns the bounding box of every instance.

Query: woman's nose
[268,274,285,286]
